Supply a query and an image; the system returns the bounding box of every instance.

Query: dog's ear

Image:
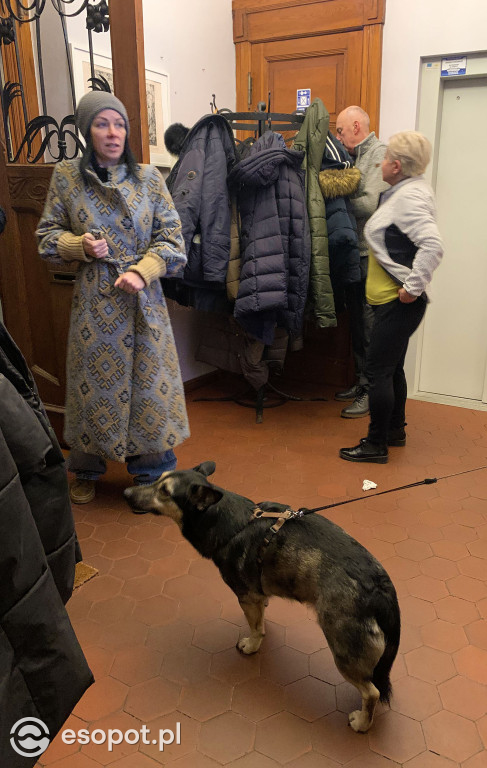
[193,461,216,478]
[191,483,223,511]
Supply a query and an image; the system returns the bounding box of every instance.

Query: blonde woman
[340,131,443,464]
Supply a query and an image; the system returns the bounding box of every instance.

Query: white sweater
[364,176,443,297]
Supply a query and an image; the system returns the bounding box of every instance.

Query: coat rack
[192,94,326,423]
[210,92,305,139]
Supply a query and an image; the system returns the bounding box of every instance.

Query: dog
[124,462,401,732]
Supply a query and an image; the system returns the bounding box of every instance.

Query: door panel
[418,78,487,402]
[253,31,363,130]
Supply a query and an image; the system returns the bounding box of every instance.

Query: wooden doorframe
[232,0,385,132]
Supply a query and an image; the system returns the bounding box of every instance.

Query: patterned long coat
[37,159,190,462]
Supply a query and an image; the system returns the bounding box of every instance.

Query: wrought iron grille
[0,0,111,163]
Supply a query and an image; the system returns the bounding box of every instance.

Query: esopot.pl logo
[10,717,50,758]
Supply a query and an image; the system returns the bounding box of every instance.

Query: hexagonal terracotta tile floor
[36,385,487,766]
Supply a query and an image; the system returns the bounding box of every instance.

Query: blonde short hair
[386,131,431,177]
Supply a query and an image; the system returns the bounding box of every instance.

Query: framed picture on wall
[70,46,172,167]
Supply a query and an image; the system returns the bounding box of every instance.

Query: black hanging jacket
[0,323,93,767]
[227,131,311,345]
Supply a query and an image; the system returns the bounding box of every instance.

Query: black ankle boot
[388,425,407,446]
[339,440,388,464]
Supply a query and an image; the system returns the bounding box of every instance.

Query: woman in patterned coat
[37,91,190,503]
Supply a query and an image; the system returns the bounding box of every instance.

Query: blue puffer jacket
[166,114,237,287]
[228,132,311,345]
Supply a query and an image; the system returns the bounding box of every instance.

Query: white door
[418,77,487,403]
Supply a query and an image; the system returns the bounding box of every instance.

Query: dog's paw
[237,636,262,655]
[348,710,370,733]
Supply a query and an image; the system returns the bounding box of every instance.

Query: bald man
[334,106,389,418]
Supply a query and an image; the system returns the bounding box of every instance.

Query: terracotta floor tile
[60,387,487,767]
[285,676,336,721]
[123,677,180,721]
[421,619,468,653]
[81,711,142,765]
[74,676,128,721]
[138,711,199,763]
[421,556,460,581]
[110,646,162,686]
[390,675,442,720]
[404,751,460,768]
[192,618,240,653]
[199,711,256,763]
[368,710,426,763]
[311,711,369,763]
[422,710,483,763]
[132,594,179,626]
[231,677,285,722]
[435,596,481,625]
[161,645,211,685]
[405,646,456,685]
[438,675,487,720]
[226,753,281,767]
[407,574,449,602]
[255,711,312,763]
[179,677,233,721]
[399,595,437,626]
[454,646,487,685]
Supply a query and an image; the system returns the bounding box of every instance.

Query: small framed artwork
[71,46,172,167]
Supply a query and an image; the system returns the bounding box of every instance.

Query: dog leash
[252,464,487,562]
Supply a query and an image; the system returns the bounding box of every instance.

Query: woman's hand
[114,271,146,294]
[398,287,417,303]
[83,232,108,259]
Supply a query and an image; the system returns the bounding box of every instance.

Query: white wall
[66,0,236,382]
[380,0,487,141]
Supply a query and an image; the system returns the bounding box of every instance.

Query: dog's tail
[372,591,401,704]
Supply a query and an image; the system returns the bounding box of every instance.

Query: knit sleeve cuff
[127,253,167,285]
[57,233,91,262]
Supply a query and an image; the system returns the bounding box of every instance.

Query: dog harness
[252,505,308,564]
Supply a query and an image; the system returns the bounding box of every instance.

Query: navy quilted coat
[228,132,311,345]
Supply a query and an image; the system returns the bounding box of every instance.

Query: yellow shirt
[366,249,399,305]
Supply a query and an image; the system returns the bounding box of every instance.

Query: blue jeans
[68,449,177,485]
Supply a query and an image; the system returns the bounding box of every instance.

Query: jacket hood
[228,134,304,189]
[319,167,360,199]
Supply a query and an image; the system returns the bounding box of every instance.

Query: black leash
[298,463,487,516]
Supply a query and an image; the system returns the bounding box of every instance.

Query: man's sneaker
[70,479,95,504]
[334,384,358,402]
[341,390,369,418]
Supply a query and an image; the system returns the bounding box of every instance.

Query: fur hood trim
[319,167,360,199]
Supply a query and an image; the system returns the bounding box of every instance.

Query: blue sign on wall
[297,88,311,111]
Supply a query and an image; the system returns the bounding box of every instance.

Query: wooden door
[233,0,385,386]
[251,31,363,132]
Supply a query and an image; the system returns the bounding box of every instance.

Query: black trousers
[366,297,426,446]
[344,280,375,389]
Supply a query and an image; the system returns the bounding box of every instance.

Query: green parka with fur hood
[294,98,336,328]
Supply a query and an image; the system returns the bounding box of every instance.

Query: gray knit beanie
[75,91,130,140]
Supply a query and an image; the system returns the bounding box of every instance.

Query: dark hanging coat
[293,98,335,327]
[165,113,237,310]
[0,323,93,767]
[227,131,311,345]
[319,133,361,305]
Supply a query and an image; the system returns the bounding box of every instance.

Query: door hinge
[247,73,253,108]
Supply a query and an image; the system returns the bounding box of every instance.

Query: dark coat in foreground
[124,462,400,733]
[0,324,93,767]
